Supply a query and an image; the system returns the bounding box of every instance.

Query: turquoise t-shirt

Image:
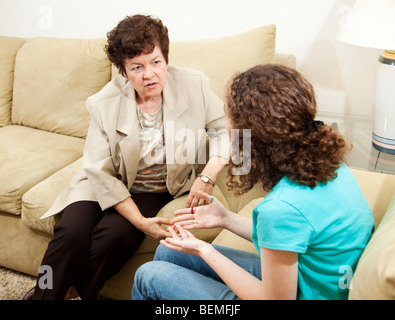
[252,164,374,300]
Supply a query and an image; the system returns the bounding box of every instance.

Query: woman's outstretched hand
[171,191,229,230]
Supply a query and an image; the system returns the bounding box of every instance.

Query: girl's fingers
[173,220,196,228]
[171,214,195,223]
[183,228,195,239]
[160,239,181,251]
[167,226,179,239]
[174,207,193,216]
[177,191,214,214]
[175,224,189,239]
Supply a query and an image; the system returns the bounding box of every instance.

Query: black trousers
[32,192,173,300]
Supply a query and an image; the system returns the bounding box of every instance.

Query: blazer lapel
[163,70,189,118]
[116,81,140,190]
[163,70,191,180]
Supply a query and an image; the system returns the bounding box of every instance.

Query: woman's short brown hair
[225,64,349,194]
[105,14,169,76]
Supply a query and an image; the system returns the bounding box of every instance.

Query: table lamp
[337,0,395,154]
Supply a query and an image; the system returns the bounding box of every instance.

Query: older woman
[25,14,229,300]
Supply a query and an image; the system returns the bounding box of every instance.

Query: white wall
[0,0,382,117]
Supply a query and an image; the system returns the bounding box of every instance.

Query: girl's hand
[172,191,229,230]
[160,223,212,257]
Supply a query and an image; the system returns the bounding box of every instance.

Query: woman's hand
[160,223,212,257]
[137,216,172,241]
[114,197,171,241]
[186,177,214,208]
[172,191,229,230]
[186,156,227,208]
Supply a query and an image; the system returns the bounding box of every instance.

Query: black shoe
[23,287,35,300]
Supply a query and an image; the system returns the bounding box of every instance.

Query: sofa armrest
[349,192,395,299]
[350,169,395,227]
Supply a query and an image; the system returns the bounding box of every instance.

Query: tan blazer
[41,66,229,219]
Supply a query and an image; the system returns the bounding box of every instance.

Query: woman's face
[124,46,167,104]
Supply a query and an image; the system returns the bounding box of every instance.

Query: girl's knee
[153,243,182,261]
[132,263,153,300]
[135,261,156,279]
[154,243,191,262]
[132,261,172,300]
[134,261,170,283]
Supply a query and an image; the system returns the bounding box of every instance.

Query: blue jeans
[131,244,261,300]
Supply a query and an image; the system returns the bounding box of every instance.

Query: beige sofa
[1,24,394,300]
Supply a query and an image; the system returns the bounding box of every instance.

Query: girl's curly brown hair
[225,64,349,194]
[105,14,169,76]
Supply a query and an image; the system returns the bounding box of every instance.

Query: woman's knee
[54,201,102,247]
[52,220,90,249]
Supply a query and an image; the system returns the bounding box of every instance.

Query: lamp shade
[337,0,395,50]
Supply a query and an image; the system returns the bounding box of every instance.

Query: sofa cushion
[349,192,395,299]
[0,125,85,215]
[22,158,82,233]
[0,36,26,127]
[136,187,230,254]
[11,37,111,138]
[169,25,276,100]
[111,25,277,100]
[214,166,268,213]
[212,197,263,254]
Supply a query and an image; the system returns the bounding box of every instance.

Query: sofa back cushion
[0,36,26,127]
[169,25,276,100]
[12,37,111,138]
